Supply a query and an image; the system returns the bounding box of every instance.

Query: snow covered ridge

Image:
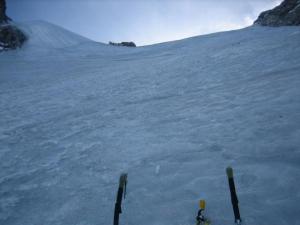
[0,21,300,225]
[255,0,300,26]
[17,20,92,49]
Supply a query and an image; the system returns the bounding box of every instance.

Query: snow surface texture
[0,21,300,225]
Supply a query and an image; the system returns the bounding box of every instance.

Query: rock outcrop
[254,0,300,26]
[0,0,27,51]
[109,41,137,47]
[0,25,27,51]
[0,0,11,24]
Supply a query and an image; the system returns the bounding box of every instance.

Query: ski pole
[226,167,242,224]
[196,200,211,225]
[113,173,128,225]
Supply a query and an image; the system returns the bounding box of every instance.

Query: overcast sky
[7,0,281,46]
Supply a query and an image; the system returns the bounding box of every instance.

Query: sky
[7,0,282,46]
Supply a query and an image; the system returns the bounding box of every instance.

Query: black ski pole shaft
[113,173,127,225]
[226,167,241,224]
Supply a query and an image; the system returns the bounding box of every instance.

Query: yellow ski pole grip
[199,200,206,210]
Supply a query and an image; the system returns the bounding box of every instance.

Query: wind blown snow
[0,21,300,225]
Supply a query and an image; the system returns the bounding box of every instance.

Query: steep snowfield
[19,20,91,49]
[0,21,300,225]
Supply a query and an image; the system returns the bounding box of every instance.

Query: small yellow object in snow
[199,200,206,210]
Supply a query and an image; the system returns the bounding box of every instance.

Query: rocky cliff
[254,0,300,26]
[0,25,27,51]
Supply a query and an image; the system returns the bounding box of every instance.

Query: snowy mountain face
[0,21,300,225]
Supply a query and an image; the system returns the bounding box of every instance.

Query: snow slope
[0,21,300,225]
[19,20,91,49]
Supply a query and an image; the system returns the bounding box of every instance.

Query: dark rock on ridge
[0,0,11,24]
[254,0,300,26]
[109,41,137,47]
[0,25,27,51]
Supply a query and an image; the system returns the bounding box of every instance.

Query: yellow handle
[199,200,206,210]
